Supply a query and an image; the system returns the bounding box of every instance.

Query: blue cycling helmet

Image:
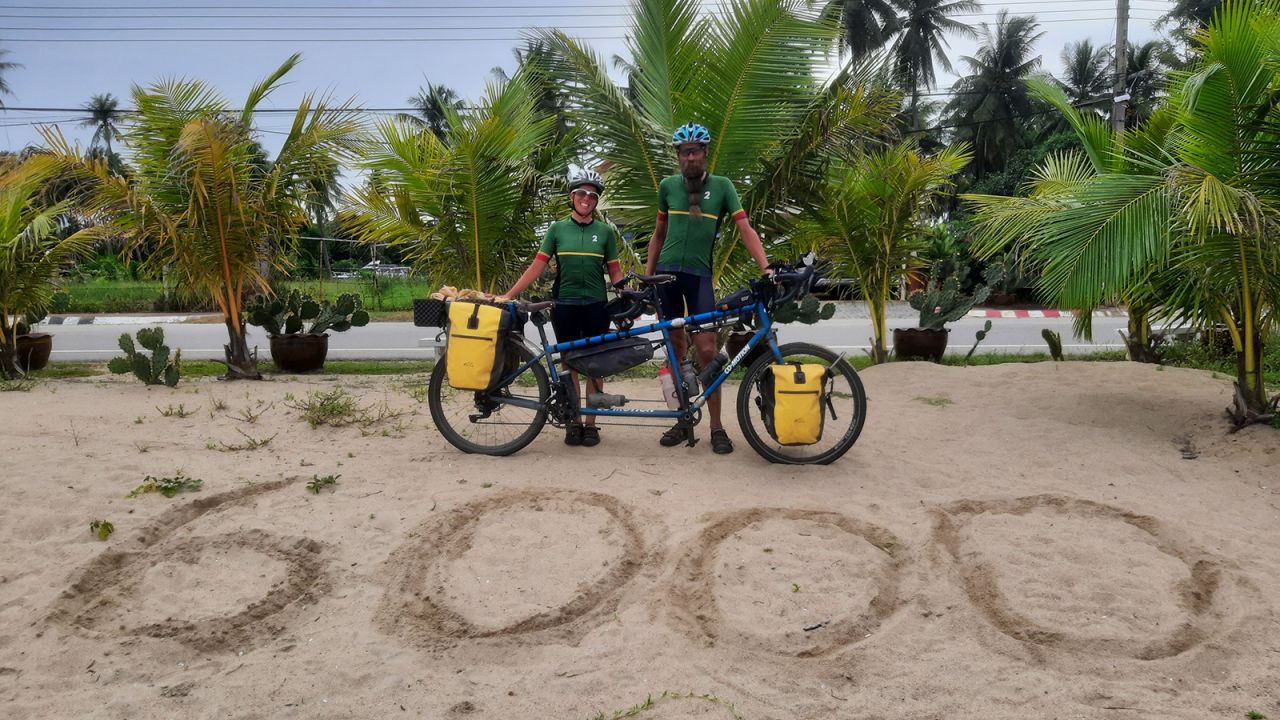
[671,122,711,147]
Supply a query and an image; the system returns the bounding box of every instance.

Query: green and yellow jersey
[536,217,621,303]
[655,173,747,277]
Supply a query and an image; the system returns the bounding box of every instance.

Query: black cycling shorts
[658,272,715,321]
[551,301,610,344]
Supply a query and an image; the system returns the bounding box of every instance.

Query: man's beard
[682,159,707,220]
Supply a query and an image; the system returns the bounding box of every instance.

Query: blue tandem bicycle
[423,256,867,464]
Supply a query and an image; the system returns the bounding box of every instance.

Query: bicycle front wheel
[736,341,867,465]
[428,343,550,456]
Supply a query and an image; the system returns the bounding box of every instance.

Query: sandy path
[1,362,1277,719]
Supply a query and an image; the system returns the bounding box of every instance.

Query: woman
[498,168,624,447]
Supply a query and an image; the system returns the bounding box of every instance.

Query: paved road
[43,314,1145,362]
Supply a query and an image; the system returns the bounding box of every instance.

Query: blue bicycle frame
[494,301,783,420]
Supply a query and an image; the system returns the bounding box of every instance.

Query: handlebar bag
[445,301,512,391]
[759,362,830,445]
[563,337,654,377]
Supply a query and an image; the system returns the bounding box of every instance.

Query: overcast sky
[1,0,1174,155]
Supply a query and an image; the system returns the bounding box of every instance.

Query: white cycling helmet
[567,167,604,194]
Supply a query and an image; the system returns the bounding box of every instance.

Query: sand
[1,361,1278,719]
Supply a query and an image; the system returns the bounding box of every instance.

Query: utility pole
[1112,0,1130,133]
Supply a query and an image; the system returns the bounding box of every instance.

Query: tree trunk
[1228,329,1274,427]
[221,316,262,380]
[0,342,18,380]
[1120,307,1161,363]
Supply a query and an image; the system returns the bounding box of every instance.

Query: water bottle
[679,359,700,394]
[657,366,680,410]
[697,351,730,388]
[586,392,628,408]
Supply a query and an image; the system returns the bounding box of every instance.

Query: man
[499,167,624,447]
[645,122,770,454]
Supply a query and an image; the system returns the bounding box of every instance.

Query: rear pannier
[445,301,512,391]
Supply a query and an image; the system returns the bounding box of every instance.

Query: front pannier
[445,301,512,390]
[759,363,830,445]
[563,337,654,377]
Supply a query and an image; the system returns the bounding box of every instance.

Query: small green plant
[791,582,800,593]
[965,319,993,363]
[89,520,114,540]
[481,482,493,489]
[127,472,203,498]
[0,378,37,391]
[235,402,272,424]
[1247,712,1267,720]
[156,403,193,418]
[245,289,370,336]
[306,473,340,494]
[909,268,991,329]
[108,327,181,386]
[286,388,360,427]
[914,395,953,407]
[1042,328,1064,361]
[209,397,228,412]
[213,429,277,451]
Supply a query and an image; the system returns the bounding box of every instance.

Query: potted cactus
[245,289,370,372]
[894,269,990,362]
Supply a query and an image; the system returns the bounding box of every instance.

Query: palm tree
[892,0,979,127]
[834,0,904,59]
[966,0,1280,426]
[80,93,124,156]
[534,0,899,289]
[1123,40,1172,126]
[1057,39,1110,104]
[61,55,363,379]
[0,155,102,378]
[0,49,19,107]
[794,141,971,363]
[403,82,463,143]
[945,11,1045,177]
[344,69,561,292]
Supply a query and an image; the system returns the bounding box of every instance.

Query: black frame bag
[563,337,654,377]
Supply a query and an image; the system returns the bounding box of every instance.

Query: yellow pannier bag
[762,363,829,446]
[445,301,512,391]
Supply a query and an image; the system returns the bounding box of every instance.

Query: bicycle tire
[735,342,866,465]
[428,342,550,456]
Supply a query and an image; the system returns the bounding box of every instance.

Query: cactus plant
[1042,328,1064,361]
[908,269,991,329]
[108,327,182,386]
[772,293,836,325]
[245,290,370,336]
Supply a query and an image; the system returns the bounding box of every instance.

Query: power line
[0,35,630,42]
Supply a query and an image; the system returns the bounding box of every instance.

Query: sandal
[710,429,734,455]
[564,423,584,446]
[580,425,601,448]
[659,424,690,447]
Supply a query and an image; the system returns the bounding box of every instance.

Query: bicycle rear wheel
[735,341,866,465]
[428,343,550,456]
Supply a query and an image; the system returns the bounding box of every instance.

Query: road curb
[43,314,198,326]
[966,308,1128,318]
